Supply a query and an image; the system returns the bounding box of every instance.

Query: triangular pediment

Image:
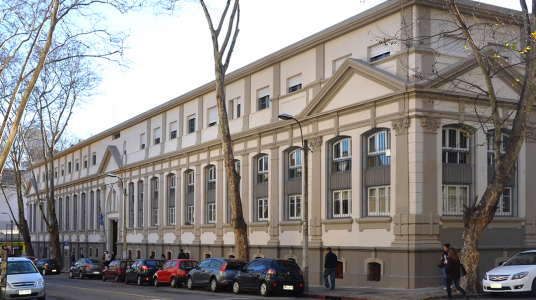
[24,177,38,196]
[423,53,522,100]
[97,145,123,174]
[301,59,406,117]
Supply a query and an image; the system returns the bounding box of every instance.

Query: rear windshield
[146,260,165,268]
[121,261,133,269]
[86,259,101,264]
[180,261,197,270]
[7,261,38,275]
[275,260,301,270]
[225,262,247,270]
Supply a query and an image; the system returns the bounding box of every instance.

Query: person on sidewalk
[323,247,338,291]
[445,247,469,300]
[104,251,111,267]
[178,249,187,259]
[111,250,116,261]
[71,251,76,266]
[441,243,450,290]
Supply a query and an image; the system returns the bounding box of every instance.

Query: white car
[482,250,536,296]
[1,257,46,299]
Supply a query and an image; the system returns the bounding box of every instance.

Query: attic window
[370,44,390,62]
[112,132,120,140]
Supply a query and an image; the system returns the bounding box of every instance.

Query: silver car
[1,257,46,299]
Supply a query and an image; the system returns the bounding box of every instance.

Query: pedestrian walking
[161,254,166,260]
[149,252,155,259]
[111,250,116,261]
[71,251,76,266]
[323,247,337,291]
[178,249,187,259]
[445,247,469,300]
[441,243,450,289]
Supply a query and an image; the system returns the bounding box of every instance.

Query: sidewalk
[305,285,478,300]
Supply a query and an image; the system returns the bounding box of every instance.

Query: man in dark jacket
[323,247,338,291]
[71,251,76,266]
[178,249,187,259]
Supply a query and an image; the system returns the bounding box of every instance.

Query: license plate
[283,285,293,290]
[490,283,502,289]
[18,290,31,295]
[93,271,100,274]
[52,270,57,272]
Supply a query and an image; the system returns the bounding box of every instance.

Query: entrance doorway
[111,220,118,254]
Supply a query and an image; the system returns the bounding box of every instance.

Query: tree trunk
[15,169,34,257]
[47,148,62,267]
[215,61,249,261]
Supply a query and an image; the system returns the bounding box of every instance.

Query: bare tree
[155,0,249,260]
[377,0,534,292]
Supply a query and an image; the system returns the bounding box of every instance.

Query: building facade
[26,0,536,288]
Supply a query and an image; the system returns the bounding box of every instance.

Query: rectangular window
[288,149,302,179]
[81,194,86,230]
[61,165,64,176]
[170,122,177,139]
[496,187,512,216]
[208,167,216,190]
[68,162,72,174]
[258,87,270,110]
[257,156,269,183]
[333,138,352,172]
[208,203,216,223]
[138,182,144,227]
[228,99,234,119]
[188,115,196,134]
[154,127,161,145]
[54,168,57,178]
[208,106,217,127]
[76,160,79,171]
[442,185,469,216]
[90,192,95,229]
[367,186,389,217]
[140,133,146,149]
[333,190,351,218]
[42,173,45,182]
[112,132,120,140]
[92,153,96,165]
[289,195,301,220]
[153,208,158,226]
[370,44,390,62]
[237,99,241,118]
[169,207,176,225]
[367,131,391,168]
[288,74,302,93]
[442,128,469,164]
[187,172,195,194]
[186,205,195,224]
[257,198,268,221]
[96,191,101,229]
[84,156,88,169]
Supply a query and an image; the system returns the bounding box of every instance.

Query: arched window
[128,183,135,227]
[185,170,195,225]
[96,190,101,229]
[90,192,95,229]
[487,130,515,216]
[137,181,144,226]
[227,160,240,223]
[289,149,302,179]
[65,196,70,230]
[257,155,269,183]
[58,198,63,231]
[442,125,472,216]
[284,148,302,221]
[363,129,391,217]
[168,175,176,225]
[81,193,86,230]
[205,165,216,224]
[73,194,78,230]
[136,250,141,259]
[254,154,269,221]
[327,137,352,219]
[151,177,159,226]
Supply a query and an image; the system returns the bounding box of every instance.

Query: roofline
[31,0,523,168]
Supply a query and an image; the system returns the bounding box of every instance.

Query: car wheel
[232,281,241,294]
[153,277,159,287]
[125,276,129,285]
[210,278,220,292]
[79,271,84,279]
[115,275,121,282]
[101,274,107,281]
[68,271,74,279]
[260,282,270,297]
[171,277,177,288]
[137,276,143,286]
[187,277,195,290]
[42,269,47,276]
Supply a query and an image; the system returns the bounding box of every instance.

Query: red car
[153,259,198,288]
[101,259,134,282]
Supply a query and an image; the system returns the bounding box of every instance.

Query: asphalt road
[42,273,313,300]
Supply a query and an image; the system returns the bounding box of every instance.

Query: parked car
[69,258,105,279]
[24,256,39,264]
[483,250,536,296]
[35,258,61,276]
[2,257,46,299]
[187,258,247,292]
[232,258,304,297]
[101,259,134,282]
[153,259,198,287]
[124,259,165,286]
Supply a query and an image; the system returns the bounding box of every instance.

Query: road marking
[47,283,173,299]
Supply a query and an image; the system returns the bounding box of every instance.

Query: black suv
[125,259,165,286]
[232,258,304,296]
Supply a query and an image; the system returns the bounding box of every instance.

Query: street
[42,273,314,300]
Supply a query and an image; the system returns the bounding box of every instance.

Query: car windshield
[225,262,246,270]
[180,261,197,270]
[146,260,165,268]
[7,261,38,275]
[504,252,536,266]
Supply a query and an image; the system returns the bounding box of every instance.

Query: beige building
[26,0,536,288]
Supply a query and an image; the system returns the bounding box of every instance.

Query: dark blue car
[187,258,247,292]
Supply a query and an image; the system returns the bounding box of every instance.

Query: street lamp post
[107,174,127,259]
[278,113,309,292]
[1,213,12,255]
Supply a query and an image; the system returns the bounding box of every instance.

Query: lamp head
[278,113,293,121]
[107,174,117,178]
